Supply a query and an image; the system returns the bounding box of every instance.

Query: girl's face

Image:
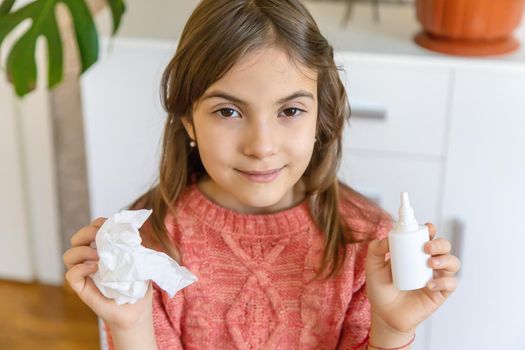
[182,46,318,214]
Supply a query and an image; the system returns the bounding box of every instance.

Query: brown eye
[215,108,240,118]
[281,107,305,118]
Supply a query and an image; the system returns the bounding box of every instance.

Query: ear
[180,117,196,141]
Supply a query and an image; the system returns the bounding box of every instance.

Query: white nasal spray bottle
[388,192,433,291]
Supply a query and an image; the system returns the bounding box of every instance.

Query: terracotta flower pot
[414,0,525,56]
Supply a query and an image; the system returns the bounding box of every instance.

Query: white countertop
[96,1,525,68]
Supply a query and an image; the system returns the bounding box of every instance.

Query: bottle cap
[395,192,419,232]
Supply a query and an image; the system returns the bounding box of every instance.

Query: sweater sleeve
[336,281,371,350]
[104,282,184,350]
[336,218,392,350]
[335,239,372,350]
[151,282,184,349]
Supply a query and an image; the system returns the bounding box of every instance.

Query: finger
[80,276,117,315]
[65,262,99,296]
[63,246,99,269]
[427,254,461,275]
[424,237,451,255]
[68,268,120,317]
[70,217,106,247]
[366,238,390,270]
[90,216,107,227]
[425,222,436,240]
[426,276,458,295]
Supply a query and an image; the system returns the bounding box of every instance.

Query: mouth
[235,166,285,183]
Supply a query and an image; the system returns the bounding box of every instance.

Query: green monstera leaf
[0,0,125,97]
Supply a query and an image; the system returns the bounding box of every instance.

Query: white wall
[80,39,175,219]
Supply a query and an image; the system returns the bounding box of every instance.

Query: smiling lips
[236,166,284,183]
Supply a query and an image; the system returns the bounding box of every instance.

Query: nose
[242,120,278,159]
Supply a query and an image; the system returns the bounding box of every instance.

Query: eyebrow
[201,89,314,105]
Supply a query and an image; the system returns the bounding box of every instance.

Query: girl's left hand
[365,223,461,334]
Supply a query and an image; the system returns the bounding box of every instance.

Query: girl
[63,0,460,349]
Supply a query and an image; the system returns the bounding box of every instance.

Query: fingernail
[433,259,441,267]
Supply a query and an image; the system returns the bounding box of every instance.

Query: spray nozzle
[396,192,419,231]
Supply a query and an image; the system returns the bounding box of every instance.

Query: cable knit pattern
[105,183,393,350]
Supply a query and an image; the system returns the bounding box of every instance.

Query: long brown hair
[127,0,392,280]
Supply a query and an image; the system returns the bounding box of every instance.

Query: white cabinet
[336,55,450,224]
[428,66,525,350]
[338,56,451,157]
[338,57,525,350]
[336,56,452,350]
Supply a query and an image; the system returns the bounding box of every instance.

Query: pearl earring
[190,140,196,148]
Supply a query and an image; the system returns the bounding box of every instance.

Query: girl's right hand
[63,217,154,332]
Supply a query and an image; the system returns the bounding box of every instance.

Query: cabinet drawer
[338,150,442,225]
[336,55,451,157]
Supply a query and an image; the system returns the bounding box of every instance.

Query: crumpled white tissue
[89,209,197,305]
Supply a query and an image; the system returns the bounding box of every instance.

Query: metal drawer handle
[350,102,387,120]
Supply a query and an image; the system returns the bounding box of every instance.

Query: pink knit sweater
[105,183,392,350]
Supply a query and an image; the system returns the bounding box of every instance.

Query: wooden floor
[0,279,100,350]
